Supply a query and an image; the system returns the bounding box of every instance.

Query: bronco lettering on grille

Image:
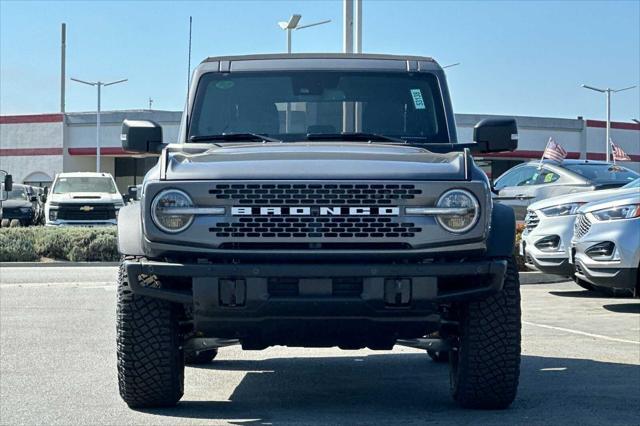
[231,206,400,216]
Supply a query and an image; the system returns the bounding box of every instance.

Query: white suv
[45,172,124,226]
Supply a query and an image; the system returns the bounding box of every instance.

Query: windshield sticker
[410,89,426,110]
[215,80,235,90]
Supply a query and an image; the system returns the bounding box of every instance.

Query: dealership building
[1,110,639,192]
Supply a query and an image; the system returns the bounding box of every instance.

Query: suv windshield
[189,71,449,142]
[564,163,639,184]
[53,176,117,194]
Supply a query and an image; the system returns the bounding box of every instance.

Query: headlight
[151,189,194,233]
[590,204,640,221]
[540,203,584,217]
[435,189,480,233]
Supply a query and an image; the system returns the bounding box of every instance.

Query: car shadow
[603,303,640,314]
[549,290,612,299]
[137,353,640,425]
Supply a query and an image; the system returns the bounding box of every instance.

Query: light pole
[581,84,637,163]
[278,14,331,53]
[71,77,127,172]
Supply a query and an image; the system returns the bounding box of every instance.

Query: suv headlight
[151,189,194,233]
[435,189,480,233]
[540,203,584,217]
[590,204,640,221]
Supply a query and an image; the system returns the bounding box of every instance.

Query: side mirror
[30,195,38,202]
[472,118,518,153]
[127,185,139,201]
[121,119,165,154]
[122,193,132,203]
[3,174,12,192]
[40,187,48,203]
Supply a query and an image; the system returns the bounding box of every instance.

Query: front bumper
[124,258,507,344]
[522,213,575,277]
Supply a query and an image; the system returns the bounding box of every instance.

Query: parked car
[493,160,639,220]
[521,178,640,276]
[44,172,125,226]
[570,191,640,297]
[0,184,41,227]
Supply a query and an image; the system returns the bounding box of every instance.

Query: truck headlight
[540,203,584,217]
[589,204,640,221]
[435,189,480,233]
[151,189,194,233]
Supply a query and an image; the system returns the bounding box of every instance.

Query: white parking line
[0,282,114,289]
[523,321,640,345]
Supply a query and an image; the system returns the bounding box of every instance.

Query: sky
[1,0,639,122]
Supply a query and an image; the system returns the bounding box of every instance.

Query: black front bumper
[124,258,507,345]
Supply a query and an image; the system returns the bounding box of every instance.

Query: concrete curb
[519,271,569,285]
[0,262,120,268]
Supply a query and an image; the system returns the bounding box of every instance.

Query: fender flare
[117,203,145,256]
[486,202,516,258]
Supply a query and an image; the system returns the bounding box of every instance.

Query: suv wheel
[116,257,184,408]
[449,256,521,409]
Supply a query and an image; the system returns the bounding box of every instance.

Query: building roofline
[0,113,64,124]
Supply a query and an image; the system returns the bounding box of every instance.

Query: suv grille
[57,203,116,221]
[524,210,539,231]
[574,214,591,239]
[210,216,421,239]
[209,183,422,205]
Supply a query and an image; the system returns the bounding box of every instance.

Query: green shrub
[0,227,119,262]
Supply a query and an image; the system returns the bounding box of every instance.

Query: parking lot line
[523,320,640,345]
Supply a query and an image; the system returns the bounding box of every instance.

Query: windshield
[189,71,449,142]
[564,164,639,184]
[6,188,28,200]
[53,176,117,194]
[622,178,640,189]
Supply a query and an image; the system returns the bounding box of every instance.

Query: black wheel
[449,257,521,409]
[574,278,595,291]
[427,349,449,363]
[116,258,184,408]
[185,348,218,365]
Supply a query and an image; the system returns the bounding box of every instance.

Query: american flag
[542,138,567,162]
[611,139,631,162]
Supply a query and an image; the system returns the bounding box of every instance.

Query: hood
[529,186,639,211]
[49,192,123,204]
[1,199,32,209]
[578,191,640,214]
[164,143,467,181]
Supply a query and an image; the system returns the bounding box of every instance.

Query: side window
[494,168,523,189]
[512,167,538,187]
[532,169,560,185]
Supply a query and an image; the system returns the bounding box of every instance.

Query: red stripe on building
[480,150,640,162]
[586,120,640,131]
[67,147,128,156]
[0,148,64,156]
[0,114,64,124]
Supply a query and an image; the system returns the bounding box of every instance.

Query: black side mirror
[121,119,165,154]
[122,193,132,203]
[472,118,518,153]
[127,185,139,201]
[3,174,12,192]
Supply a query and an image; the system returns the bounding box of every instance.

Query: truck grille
[210,216,421,239]
[209,183,422,205]
[57,203,116,221]
[524,210,539,231]
[574,214,591,239]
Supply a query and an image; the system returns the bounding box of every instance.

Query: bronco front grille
[574,214,591,239]
[209,183,422,205]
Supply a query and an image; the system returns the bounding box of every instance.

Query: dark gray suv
[116,54,521,410]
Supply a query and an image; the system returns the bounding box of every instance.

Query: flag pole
[610,138,616,165]
[539,137,550,169]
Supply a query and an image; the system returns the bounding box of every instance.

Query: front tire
[116,260,184,408]
[449,257,521,409]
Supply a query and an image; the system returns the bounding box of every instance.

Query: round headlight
[436,189,480,233]
[151,189,194,233]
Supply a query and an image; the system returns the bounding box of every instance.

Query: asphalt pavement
[1,266,639,425]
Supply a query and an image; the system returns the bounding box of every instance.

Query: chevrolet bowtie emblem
[79,206,94,212]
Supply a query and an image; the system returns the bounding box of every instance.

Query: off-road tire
[449,256,521,409]
[185,348,218,365]
[427,349,449,363]
[116,258,184,408]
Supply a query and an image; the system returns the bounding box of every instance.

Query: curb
[519,271,569,285]
[0,261,120,268]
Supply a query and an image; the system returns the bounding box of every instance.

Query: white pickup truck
[44,172,124,226]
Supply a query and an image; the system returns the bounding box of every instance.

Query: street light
[278,14,331,53]
[71,77,127,172]
[581,83,637,163]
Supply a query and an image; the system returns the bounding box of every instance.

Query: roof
[526,159,612,166]
[56,172,114,178]
[202,53,436,64]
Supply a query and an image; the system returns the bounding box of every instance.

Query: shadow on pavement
[140,353,640,425]
[603,303,640,314]
[549,290,611,299]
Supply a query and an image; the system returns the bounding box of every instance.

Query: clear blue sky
[1,0,639,121]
